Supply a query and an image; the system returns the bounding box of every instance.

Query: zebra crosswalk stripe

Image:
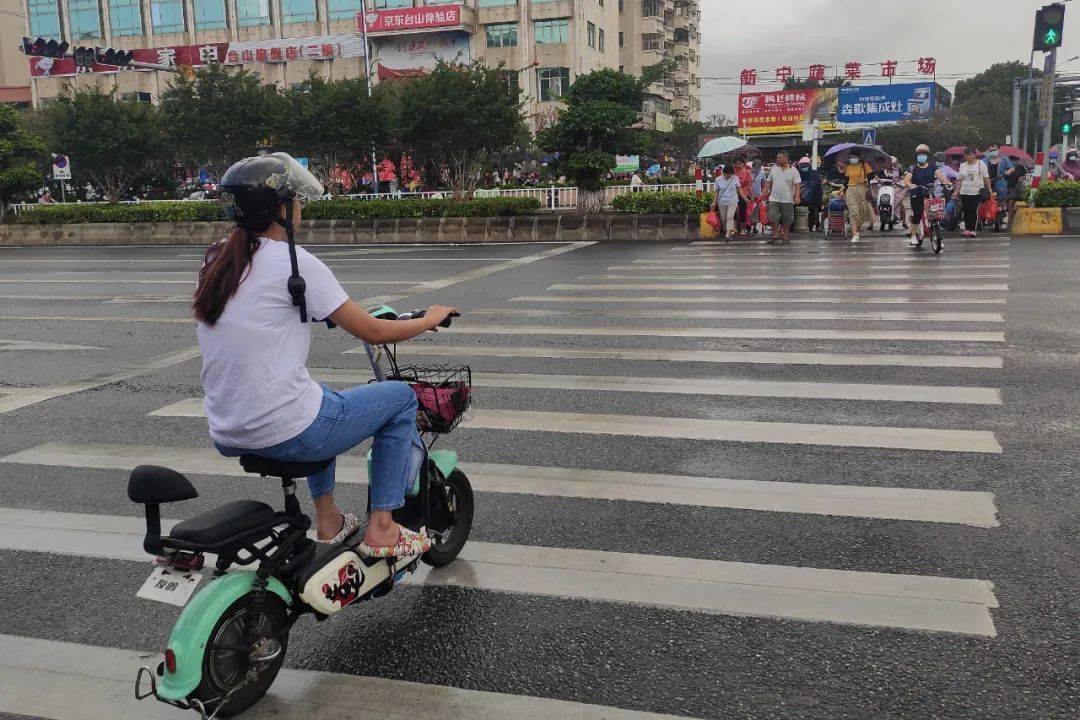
[0,442,998,525]
[0,508,998,635]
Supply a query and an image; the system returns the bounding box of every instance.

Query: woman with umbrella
[840,147,877,243]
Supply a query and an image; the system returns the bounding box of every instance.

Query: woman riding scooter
[903,144,951,246]
[195,153,458,557]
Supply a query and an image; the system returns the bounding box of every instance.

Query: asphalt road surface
[0,233,1077,719]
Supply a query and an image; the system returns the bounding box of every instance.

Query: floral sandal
[318,512,361,545]
[358,526,432,559]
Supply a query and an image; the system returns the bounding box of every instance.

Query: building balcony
[529,0,575,21]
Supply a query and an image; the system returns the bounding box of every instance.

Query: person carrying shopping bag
[712,164,748,239]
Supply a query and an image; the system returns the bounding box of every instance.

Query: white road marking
[349,343,1005,368]
[550,283,1009,291]
[441,323,1006,342]
[310,368,1000,404]
[620,263,1011,270]
[0,346,201,415]
[147,402,1003,453]
[0,509,998,634]
[472,308,1005,323]
[0,635,691,720]
[0,278,418,285]
[363,242,594,305]
[0,315,194,323]
[514,295,1007,305]
[0,442,999,525]
[0,294,191,303]
[0,340,104,351]
[583,273,1009,281]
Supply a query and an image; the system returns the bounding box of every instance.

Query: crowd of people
[709,141,1070,244]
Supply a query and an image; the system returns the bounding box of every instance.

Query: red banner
[28,43,227,78]
[361,4,462,33]
[737,89,839,136]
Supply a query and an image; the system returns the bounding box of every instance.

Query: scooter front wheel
[190,594,289,718]
[422,469,474,568]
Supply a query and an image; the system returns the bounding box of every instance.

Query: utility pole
[1023,50,1035,152]
[358,0,380,195]
[1040,48,1058,182]
[1012,77,1022,147]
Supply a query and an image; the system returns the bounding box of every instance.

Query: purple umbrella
[824,143,890,166]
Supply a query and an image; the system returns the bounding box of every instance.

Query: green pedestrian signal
[1063,121,1072,135]
[1034,3,1066,51]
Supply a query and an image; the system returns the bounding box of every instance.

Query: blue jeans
[216,383,425,511]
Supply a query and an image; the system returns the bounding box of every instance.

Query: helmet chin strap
[281,200,309,323]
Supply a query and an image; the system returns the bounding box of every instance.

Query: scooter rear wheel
[190,594,289,718]
[422,469,474,567]
[932,226,944,254]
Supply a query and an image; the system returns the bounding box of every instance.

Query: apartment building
[1,0,32,105]
[20,0,696,125]
[618,0,699,124]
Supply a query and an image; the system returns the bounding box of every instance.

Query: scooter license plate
[136,566,202,607]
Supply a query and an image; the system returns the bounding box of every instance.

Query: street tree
[0,104,47,220]
[395,61,527,198]
[276,75,386,195]
[537,69,646,213]
[160,64,282,180]
[704,113,734,130]
[875,110,988,164]
[36,88,166,202]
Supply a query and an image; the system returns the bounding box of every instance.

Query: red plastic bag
[706,209,721,229]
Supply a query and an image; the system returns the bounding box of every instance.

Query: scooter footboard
[155,572,292,702]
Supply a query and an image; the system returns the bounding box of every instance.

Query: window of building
[425,0,460,4]
[68,0,103,39]
[373,0,410,8]
[618,31,624,48]
[281,0,316,23]
[235,0,270,26]
[485,22,518,48]
[641,0,661,17]
[618,0,623,11]
[587,21,596,48]
[28,0,62,35]
[478,0,516,5]
[535,18,568,44]
[326,0,360,20]
[109,0,143,35]
[598,28,605,52]
[537,67,569,102]
[641,32,661,51]
[151,0,184,32]
[194,0,227,28]
[502,69,519,93]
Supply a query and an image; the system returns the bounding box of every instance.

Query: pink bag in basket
[411,382,471,430]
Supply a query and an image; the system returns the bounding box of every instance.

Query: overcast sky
[699,0,1080,121]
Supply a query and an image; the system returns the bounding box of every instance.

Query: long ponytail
[193,224,266,325]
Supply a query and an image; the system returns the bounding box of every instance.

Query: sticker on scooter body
[137,566,202,607]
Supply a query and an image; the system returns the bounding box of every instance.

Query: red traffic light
[21,37,69,58]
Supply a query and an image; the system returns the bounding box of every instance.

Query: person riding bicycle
[194,153,458,557]
[903,144,950,246]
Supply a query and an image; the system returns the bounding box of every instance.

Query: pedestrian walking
[732,156,753,234]
[712,164,747,239]
[954,146,991,238]
[797,158,823,232]
[843,149,875,243]
[763,151,801,244]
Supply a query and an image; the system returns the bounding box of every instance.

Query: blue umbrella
[697,136,750,159]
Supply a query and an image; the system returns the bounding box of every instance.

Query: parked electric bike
[130,306,473,719]
[873,178,904,233]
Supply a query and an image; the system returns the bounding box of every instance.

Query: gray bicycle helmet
[219,153,323,228]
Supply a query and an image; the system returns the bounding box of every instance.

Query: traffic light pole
[1040,47,1058,183]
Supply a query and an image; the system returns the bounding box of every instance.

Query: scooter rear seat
[240,455,334,479]
[169,500,277,545]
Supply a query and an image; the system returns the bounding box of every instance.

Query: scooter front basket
[389,365,473,434]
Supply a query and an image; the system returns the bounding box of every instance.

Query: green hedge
[1030,181,1080,208]
[13,196,542,225]
[302,196,541,220]
[611,191,711,215]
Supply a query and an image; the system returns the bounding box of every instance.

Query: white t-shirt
[197,238,350,449]
[767,165,802,204]
[958,160,990,196]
